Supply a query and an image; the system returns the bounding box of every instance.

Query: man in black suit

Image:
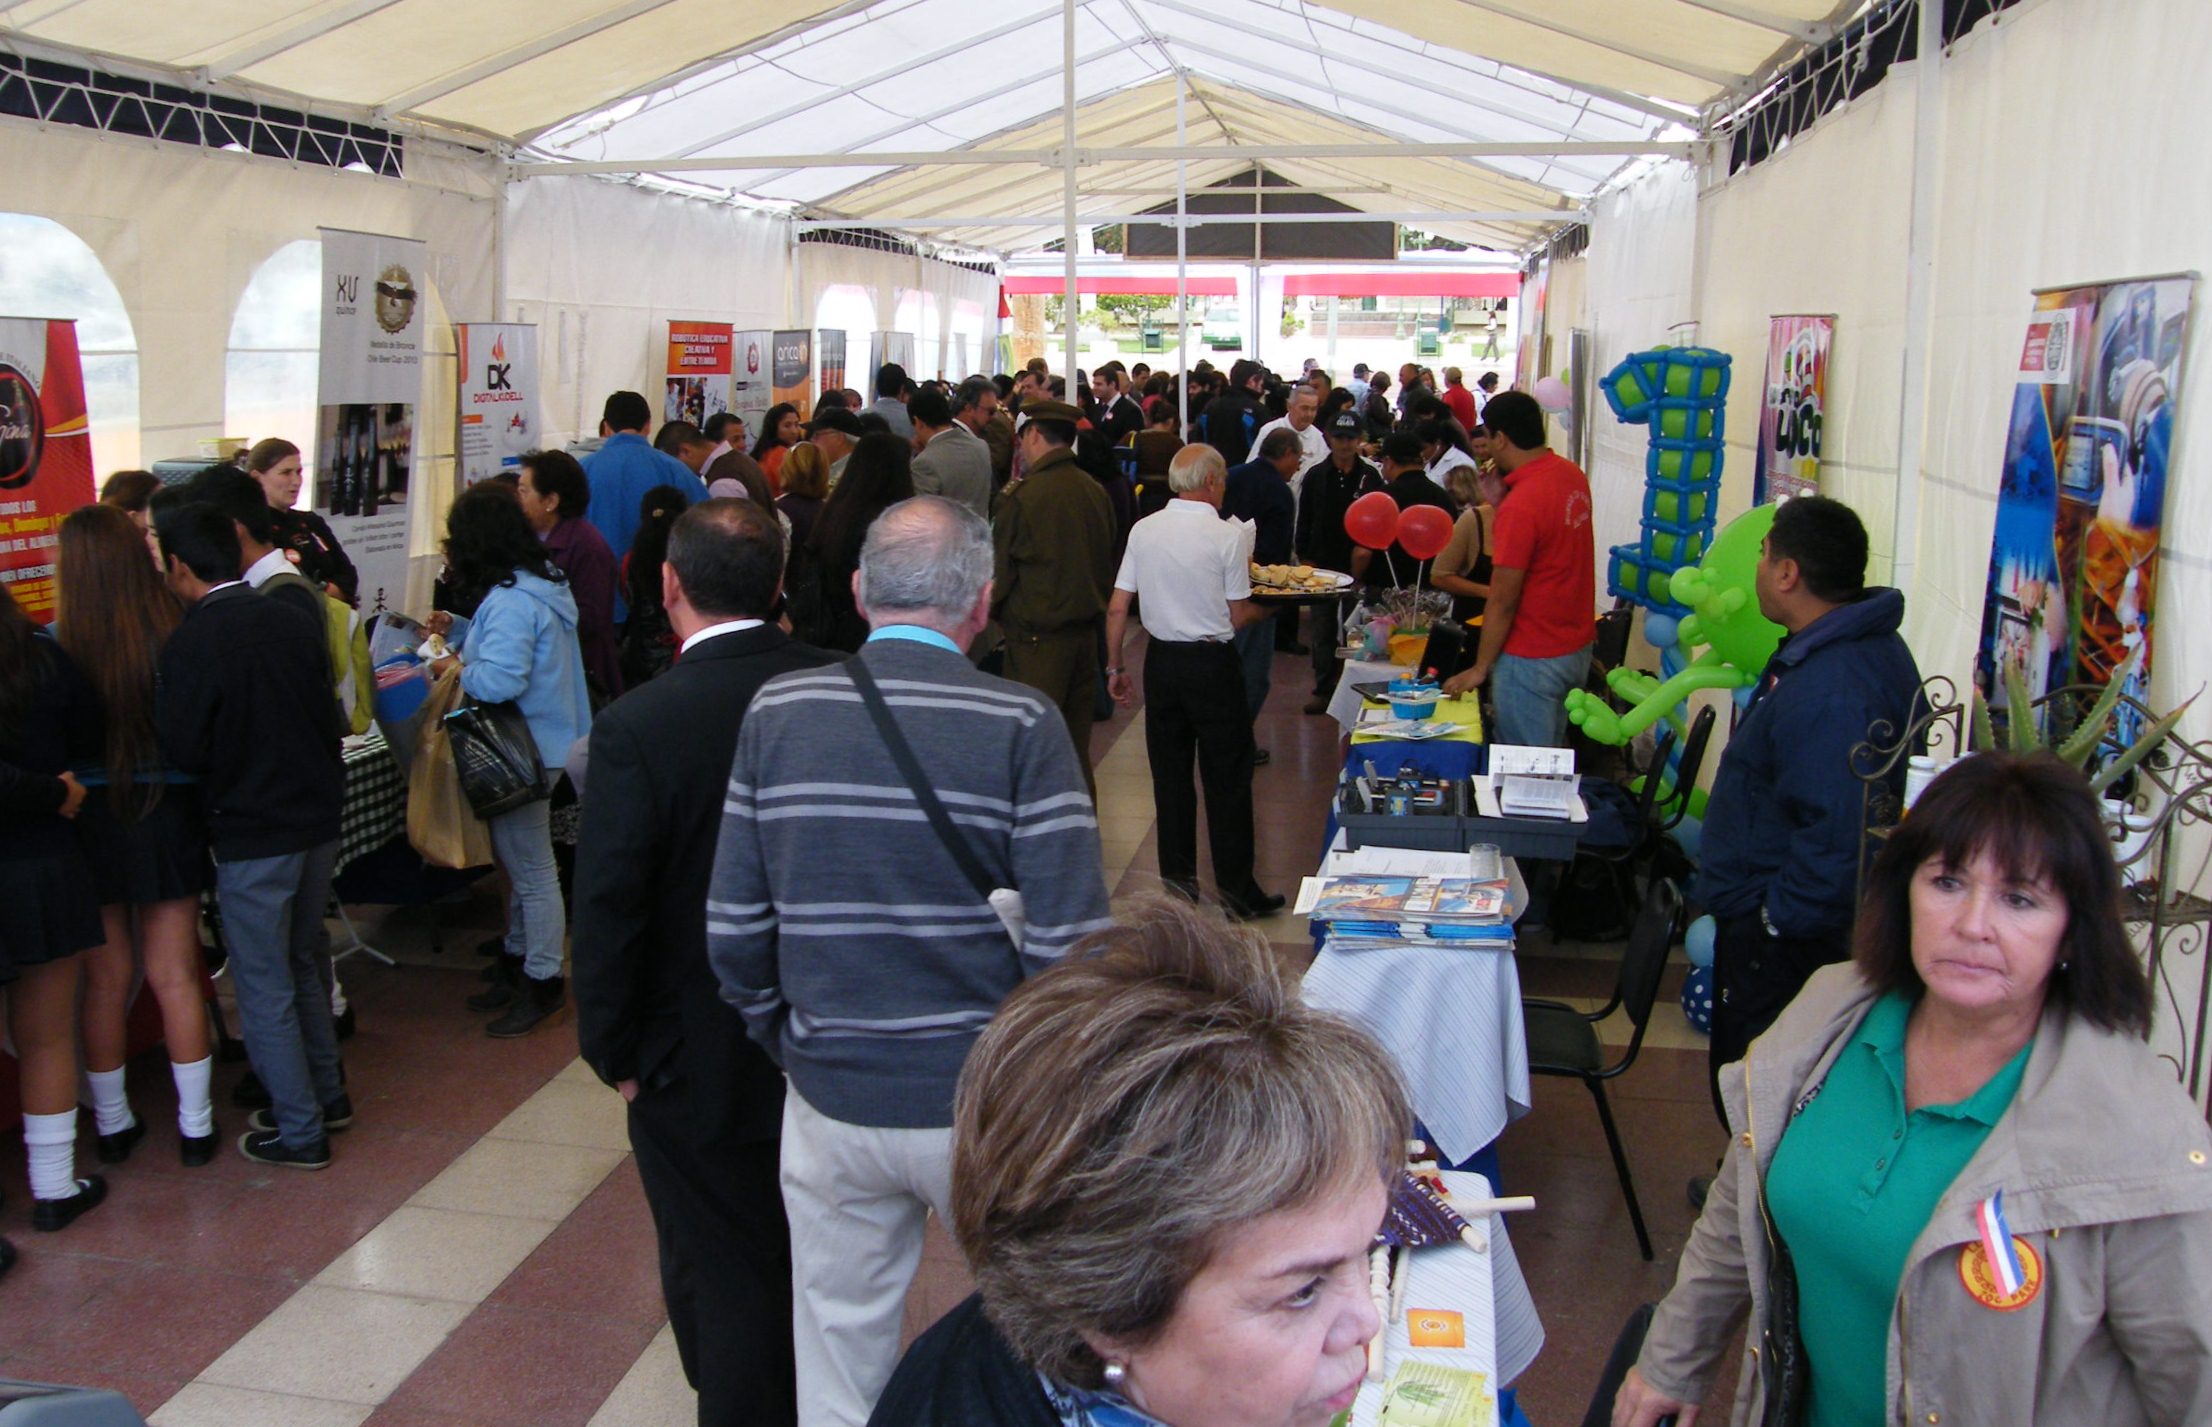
[572,497,836,1427]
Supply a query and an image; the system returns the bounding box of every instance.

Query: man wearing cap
[1294,409,1386,712]
[807,407,865,484]
[1199,359,1268,470]
[870,363,914,441]
[1366,430,1457,592]
[1222,428,1303,758]
[991,399,1115,793]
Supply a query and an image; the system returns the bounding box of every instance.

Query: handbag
[1747,1063,1807,1427]
[406,667,496,869]
[845,658,1028,953]
[443,696,550,818]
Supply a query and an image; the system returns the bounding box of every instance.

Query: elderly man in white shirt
[1246,383,1329,504]
[1104,445,1285,920]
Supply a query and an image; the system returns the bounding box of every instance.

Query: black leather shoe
[94,1119,144,1165]
[334,1005,357,1041]
[31,1177,107,1232]
[248,1094,353,1136]
[469,958,522,1012]
[1227,889,1289,921]
[230,1070,272,1110]
[237,1129,331,1170]
[180,1131,218,1167]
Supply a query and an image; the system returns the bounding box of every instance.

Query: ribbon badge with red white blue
[1959,1189,2042,1311]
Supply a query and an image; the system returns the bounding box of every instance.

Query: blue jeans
[1232,622,1273,723]
[489,789,564,979]
[216,840,344,1147]
[1491,645,1592,748]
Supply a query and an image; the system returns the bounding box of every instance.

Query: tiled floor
[0,639,1739,1425]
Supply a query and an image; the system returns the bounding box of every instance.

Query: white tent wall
[500,178,792,449]
[0,120,498,609]
[795,239,1002,385]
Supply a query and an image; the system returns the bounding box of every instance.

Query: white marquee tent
[3,0,2210,1089]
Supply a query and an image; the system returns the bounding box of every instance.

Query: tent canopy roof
[2,0,1867,252]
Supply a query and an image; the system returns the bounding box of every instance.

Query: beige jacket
[1639,964,2212,1426]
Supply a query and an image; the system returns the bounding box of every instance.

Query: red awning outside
[1001,275,1238,296]
[1282,272,1520,299]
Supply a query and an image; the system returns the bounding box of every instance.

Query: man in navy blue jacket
[1221,429,1301,757]
[1696,495,1921,1131]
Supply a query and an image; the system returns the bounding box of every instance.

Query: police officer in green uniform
[991,399,1115,795]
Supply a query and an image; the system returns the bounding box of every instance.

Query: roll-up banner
[1754,315,1833,505]
[316,228,423,615]
[665,320,732,427]
[732,330,773,440]
[455,323,539,488]
[817,329,848,400]
[772,330,814,421]
[0,317,94,623]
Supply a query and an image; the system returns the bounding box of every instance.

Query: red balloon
[1396,504,1454,562]
[1344,491,1401,550]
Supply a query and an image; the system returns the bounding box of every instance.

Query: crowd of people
[5,349,2209,1427]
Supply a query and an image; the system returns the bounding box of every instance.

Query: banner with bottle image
[0,316,94,623]
[1974,275,2193,744]
[317,228,424,616]
[771,329,813,420]
[817,329,847,400]
[1754,314,1832,504]
[732,329,773,444]
[665,320,732,427]
[456,323,538,488]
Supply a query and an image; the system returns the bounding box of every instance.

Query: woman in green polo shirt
[1616,751,2212,1427]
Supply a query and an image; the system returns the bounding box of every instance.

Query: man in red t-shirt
[1440,367,1477,431]
[1443,391,1594,747]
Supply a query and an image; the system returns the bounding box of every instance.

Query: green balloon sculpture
[1565,504,1787,745]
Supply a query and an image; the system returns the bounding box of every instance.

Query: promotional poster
[317,228,423,614]
[455,323,538,487]
[817,329,847,400]
[1975,275,2193,743]
[732,330,773,443]
[871,329,915,381]
[1755,314,1833,504]
[0,317,93,622]
[665,320,732,426]
[772,329,813,420]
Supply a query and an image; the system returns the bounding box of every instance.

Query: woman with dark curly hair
[424,482,591,1037]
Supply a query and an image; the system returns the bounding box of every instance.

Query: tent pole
[1176,68,1188,429]
[1250,164,1262,365]
[1892,0,1942,597]
[492,172,507,318]
[1062,0,1079,386]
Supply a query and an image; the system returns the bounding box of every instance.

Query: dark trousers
[1004,625,1099,797]
[1310,594,1355,695]
[1272,604,1303,651]
[627,1075,797,1427]
[1144,639,1258,903]
[1707,909,1851,1127]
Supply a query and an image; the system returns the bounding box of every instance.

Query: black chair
[1576,1304,1674,1427]
[1523,875,1681,1260]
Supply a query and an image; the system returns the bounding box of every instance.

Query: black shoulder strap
[846,657,997,902]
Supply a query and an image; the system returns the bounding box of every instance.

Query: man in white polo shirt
[1104,445,1285,920]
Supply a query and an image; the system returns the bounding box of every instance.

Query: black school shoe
[94,1118,145,1165]
[238,1130,331,1170]
[247,1094,354,1136]
[487,974,566,1038]
[31,1177,108,1232]
[181,1131,219,1168]
[1226,888,1289,921]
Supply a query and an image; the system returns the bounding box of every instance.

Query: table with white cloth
[1352,1169,1546,1418]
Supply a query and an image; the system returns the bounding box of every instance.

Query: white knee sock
[23,1109,81,1201]
[330,974,349,1018]
[86,1065,135,1136]
[171,1056,214,1138]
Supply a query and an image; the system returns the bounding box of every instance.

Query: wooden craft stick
[1447,1194,1537,1216]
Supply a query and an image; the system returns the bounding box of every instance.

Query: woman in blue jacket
[428,483,592,1037]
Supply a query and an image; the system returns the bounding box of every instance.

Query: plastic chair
[1576,1304,1674,1427]
[1523,876,1681,1260]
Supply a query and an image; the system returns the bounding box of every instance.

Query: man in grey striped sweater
[707,495,1112,1427]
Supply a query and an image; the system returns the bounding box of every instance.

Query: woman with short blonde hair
[874,898,1410,1427]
